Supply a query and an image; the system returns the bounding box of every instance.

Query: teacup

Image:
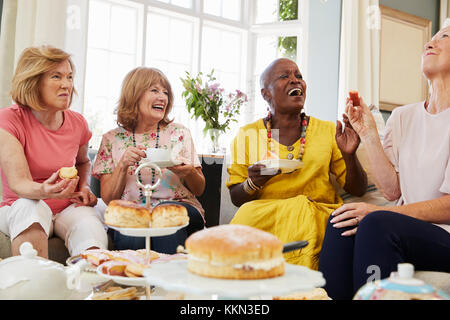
[145,148,172,162]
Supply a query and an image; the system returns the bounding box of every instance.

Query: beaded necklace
[132,122,160,204]
[265,112,308,161]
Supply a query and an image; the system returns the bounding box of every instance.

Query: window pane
[278,36,297,60]
[255,0,278,23]
[201,25,242,90]
[223,0,240,21]
[84,0,142,149]
[146,13,170,61]
[146,11,195,108]
[255,0,298,23]
[155,0,192,8]
[204,0,241,21]
[171,0,192,9]
[84,49,109,98]
[87,1,110,48]
[169,19,194,64]
[109,52,136,97]
[279,0,298,21]
[110,6,138,53]
[203,0,221,17]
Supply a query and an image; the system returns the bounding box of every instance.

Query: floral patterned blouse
[92,122,205,218]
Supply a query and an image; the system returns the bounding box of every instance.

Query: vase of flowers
[181,70,248,153]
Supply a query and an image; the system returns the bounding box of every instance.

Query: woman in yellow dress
[227,58,367,270]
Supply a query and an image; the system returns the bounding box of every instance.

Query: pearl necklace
[132,122,160,204]
[265,112,308,161]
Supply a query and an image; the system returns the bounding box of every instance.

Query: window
[250,0,303,120]
[83,0,304,152]
[84,0,143,149]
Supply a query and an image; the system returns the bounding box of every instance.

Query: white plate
[107,222,189,237]
[255,159,304,174]
[96,265,149,287]
[143,260,325,298]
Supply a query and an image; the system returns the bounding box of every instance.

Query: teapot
[354,263,450,300]
[0,242,86,300]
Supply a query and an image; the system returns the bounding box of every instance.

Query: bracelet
[247,177,262,191]
[242,179,256,195]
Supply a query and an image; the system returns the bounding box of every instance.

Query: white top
[383,101,450,232]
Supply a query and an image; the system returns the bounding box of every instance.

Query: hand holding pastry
[345,95,378,140]
[41,171,79,199]
[59,166,78,179]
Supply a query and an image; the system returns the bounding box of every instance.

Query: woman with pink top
[0,46,108,259]
[319,23,450,300]
[92,67,205,253]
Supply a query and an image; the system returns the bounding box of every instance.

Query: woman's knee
[8,199,52,239]
[357,211,401,235]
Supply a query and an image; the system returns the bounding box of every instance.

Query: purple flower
[209,83,221,93]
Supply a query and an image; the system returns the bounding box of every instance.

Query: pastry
[81,249,114,266]
[100,261,128,277]
[104,200,151,228]
[124,263,149,277]
[151,203,189,228]
[59,166,78,179]
[349,90,360,106]
[185,224,285,279]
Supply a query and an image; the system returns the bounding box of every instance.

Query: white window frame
[74,0,308,149]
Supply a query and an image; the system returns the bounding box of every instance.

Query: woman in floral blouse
[92,67,205,253]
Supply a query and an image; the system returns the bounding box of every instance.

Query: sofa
[1,131,449,296]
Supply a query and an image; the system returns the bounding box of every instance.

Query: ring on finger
[354,216,360,225]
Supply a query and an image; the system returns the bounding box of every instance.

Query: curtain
[441,0,450,28]
[0,0,67,109]
[338,0,380,117]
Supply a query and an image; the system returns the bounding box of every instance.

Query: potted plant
[180,70,248,153]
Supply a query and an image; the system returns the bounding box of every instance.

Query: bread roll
[151,204,189,228]
[59,166,78,179]
[104,200,151,228]
[185,224,285,279]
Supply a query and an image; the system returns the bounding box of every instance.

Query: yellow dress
[227,117,347,270]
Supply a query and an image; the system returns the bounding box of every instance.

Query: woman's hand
[345,97,378,140]
[168,156,205,196]
[248,163,281,188]
[70,185,98,207]
[330,202,381,236]
[168,163,196,179]
[336,114,360,155]
[118,146,147,169]
[41,171,79,199]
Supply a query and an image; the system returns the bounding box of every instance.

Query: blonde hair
[11,45,76,111]
[116,67,174,131]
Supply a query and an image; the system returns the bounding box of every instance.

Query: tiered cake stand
[99,162,188,299]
